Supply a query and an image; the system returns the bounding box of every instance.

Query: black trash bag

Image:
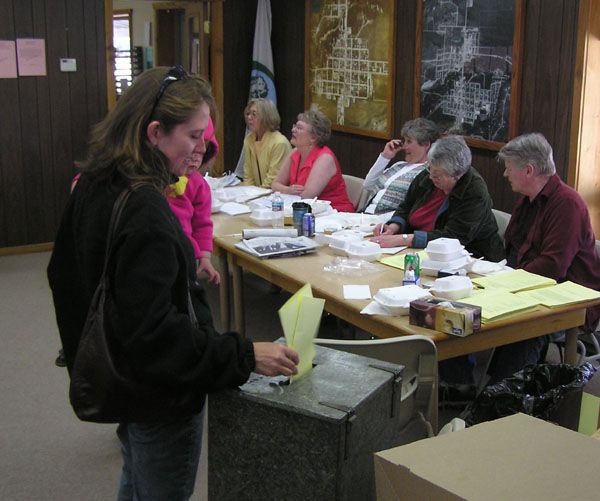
[463,363,596,427]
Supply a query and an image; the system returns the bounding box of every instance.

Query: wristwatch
[402,234,408,243]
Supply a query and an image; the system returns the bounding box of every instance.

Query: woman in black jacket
[48,66,298,500]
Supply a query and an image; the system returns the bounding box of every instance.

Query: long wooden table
[212,213,597,364]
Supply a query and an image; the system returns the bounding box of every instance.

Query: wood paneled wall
[0,0,582,247]
[0,0,107,248]
[222,0,580,214]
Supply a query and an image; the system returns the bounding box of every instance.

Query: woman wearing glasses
[242,98,291,188]
[48,67,298,500]
[372,135,504,261]
[271,108,354,212]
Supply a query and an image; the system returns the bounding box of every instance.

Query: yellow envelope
[278,283,325,382]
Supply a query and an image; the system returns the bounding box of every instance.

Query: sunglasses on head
[149,65,188,119]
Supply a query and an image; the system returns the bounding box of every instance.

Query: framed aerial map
[305,0,395,138]
[415,0,524,150]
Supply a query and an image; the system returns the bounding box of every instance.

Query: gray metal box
[208,343,412,500]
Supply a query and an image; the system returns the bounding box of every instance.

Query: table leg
[564,327,579,365]
[231,260,245,336]
[218,252,230,332]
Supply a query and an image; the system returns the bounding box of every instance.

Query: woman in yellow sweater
[243,98,291,188]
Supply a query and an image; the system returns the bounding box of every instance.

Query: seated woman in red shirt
[271,108,354,212]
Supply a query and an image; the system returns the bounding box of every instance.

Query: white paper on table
[343,285,372,300]
[219,202,251,216]
[379,246,407,255]
[360,301,392,316]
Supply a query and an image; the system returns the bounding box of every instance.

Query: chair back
[342,174,364,210]
[314,335,438,435]
[492,209,511,239]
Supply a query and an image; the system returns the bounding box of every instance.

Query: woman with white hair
[372,135,504,261]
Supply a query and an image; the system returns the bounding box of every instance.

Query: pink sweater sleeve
[187,172,214,255]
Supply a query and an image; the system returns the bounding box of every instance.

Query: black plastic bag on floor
[462,363,596,428]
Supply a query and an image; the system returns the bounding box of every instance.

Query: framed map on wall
[415,0,524,150]
[305,0,395,139]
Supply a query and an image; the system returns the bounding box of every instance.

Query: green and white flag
[234,0,276,177]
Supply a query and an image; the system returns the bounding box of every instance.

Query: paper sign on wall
[0,40,17,78]
[16,38,46,76]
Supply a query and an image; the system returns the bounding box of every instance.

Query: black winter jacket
[48,173,255,420]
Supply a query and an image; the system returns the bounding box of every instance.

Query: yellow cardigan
[243,130,291,188]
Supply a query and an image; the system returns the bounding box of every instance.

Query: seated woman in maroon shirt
[271,108,354,213]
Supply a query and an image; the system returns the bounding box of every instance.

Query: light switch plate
[60,58,77,72]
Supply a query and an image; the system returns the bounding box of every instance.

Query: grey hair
[297,107,331,147]
[401,118,440,146]
[497,132,556,175]
[428,135,472,178]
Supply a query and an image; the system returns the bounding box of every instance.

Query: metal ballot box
[208,343,408,501]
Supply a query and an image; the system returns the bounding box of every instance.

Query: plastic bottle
[271,192,284,228]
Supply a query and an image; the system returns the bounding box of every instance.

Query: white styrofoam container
[345,241,382,262]
[373,285,432,315]
[328,230,365,255]
[430,275,473,300]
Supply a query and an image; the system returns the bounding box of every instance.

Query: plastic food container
[345,241,381,262]
[425,238,465,261]
[421,254,470,271]
[430,275,473,300]
[250,209,275,227]
[301,199,332,215]
[328,230,365,255]
[211,200,223,214]
[373,285,432,315]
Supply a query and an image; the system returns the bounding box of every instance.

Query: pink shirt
[289,146,354,212]
[167,171,213,258]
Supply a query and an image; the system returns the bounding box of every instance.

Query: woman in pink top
[272,108,354,212]
[167,117,220,284]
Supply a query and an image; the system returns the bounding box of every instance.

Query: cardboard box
[374,413,600,500]
[409,298,481,337]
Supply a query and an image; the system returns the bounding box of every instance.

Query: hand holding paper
[253,342,299,377]
[278,283,325,382]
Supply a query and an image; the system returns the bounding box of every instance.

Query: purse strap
[101,188,134,276]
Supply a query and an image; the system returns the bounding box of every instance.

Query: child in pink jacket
[167,117,220,284]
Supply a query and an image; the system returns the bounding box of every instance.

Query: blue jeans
[116,410,203,501]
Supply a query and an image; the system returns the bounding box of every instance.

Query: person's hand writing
[373,222,399,237]
[253,342,299,377]
[373,234,411,248]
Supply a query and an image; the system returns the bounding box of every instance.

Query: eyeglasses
[149,65,188,119]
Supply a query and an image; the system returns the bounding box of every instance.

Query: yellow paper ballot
[472,269,556,293]
[278,283,325,382]
[516,281,600,307]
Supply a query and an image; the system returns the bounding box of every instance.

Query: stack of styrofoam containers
[421,238,470,275]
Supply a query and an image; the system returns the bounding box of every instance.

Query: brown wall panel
[221,0,256,171]
[0,0,107,247]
